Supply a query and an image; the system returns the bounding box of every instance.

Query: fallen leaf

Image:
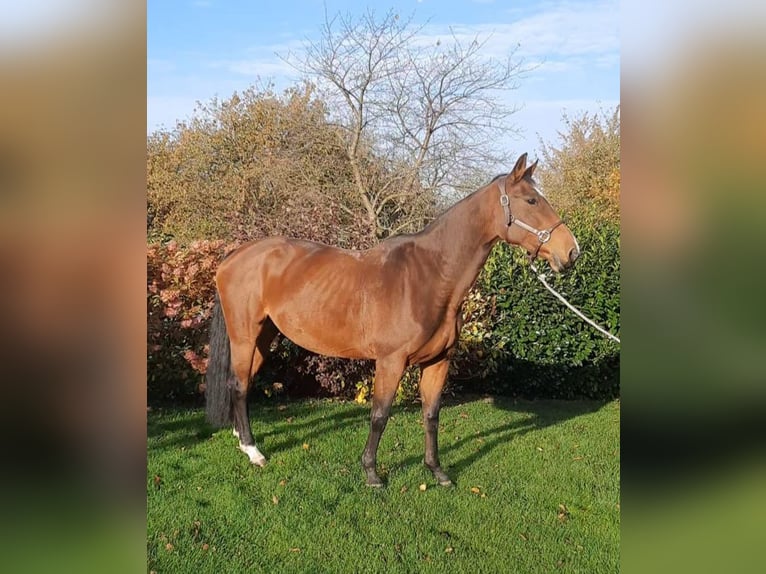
[289,547,301,553]
[272,495,279,505]
[445,546,454,554]
[153,475,161,488]
[278,404,287,411]
[202,543,209,551]
[557,504,570,522]
[279,479,287,487]
[519,533,528,541]
[419,483,427,491]
[480,493,487,498]
[400,485,408,493]
[165,543,174,552]
[459,412,469,419]
[470,486,481,494]
[572,456,584,461]
[286,417,294,423]
[536,447,543,452]
[302,443,309,450]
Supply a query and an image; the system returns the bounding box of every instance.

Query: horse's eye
[526,198,537,205]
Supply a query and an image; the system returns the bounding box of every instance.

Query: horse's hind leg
[230,318,278,466]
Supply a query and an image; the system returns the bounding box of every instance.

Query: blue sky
[148,0,619,157]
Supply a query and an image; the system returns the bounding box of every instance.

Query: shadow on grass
[148,394,610,488]
[410,396,609,485]
[147,400,370,456]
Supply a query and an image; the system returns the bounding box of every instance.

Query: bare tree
[286,8,526,239]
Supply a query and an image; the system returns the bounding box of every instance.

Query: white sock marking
[239,442,267,466]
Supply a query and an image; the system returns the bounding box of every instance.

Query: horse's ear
[523,159,538,179]
[510,153,528,182]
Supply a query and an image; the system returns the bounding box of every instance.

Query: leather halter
[499,178,564,261]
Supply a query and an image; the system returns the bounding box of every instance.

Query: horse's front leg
[361,355,406,487]
[420,357,453,486]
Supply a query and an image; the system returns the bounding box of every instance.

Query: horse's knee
[370,409,390,433]
[227,377,248,400]
[423,409,439,430]
[424,409,439,422]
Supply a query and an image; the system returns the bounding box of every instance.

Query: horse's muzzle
[569,247,580,265]
[548,248,578,272]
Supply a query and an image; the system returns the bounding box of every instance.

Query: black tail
[205,293,234,428]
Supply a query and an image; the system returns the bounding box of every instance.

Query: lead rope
[529,262,621,344]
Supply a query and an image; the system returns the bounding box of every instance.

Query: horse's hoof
[365,475,384,488]
[427,464,453,487]
[240,444,267,467]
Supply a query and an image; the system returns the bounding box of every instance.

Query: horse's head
[497,153,580,272]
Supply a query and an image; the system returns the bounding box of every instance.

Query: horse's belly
[268,308,371,360]
[261,250,374,358]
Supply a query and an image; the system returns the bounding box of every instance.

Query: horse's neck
[423,186,499,308]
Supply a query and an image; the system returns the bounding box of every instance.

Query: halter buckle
[500,195,509,206]
[537,229,551,243]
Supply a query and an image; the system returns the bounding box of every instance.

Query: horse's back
[217,236,341,288]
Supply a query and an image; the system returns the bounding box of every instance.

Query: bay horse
[205,153,579,487]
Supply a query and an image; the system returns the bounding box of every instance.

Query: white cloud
[147,96,201,133]
[412,0,618,70]
[511,97,620,156]
[207,58,295,78]
[202,35,308,82]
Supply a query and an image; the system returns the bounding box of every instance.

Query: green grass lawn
[147,397,619,573]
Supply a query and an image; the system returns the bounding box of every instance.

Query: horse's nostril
[569,247,580,263]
